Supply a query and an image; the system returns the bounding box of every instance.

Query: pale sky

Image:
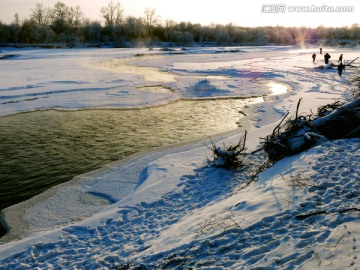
[0,0,359,27]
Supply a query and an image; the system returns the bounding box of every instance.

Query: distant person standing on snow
[337,62,345,77]
[320,48,322,54]
[312,53,316,63]
[339,54,343,63]
[324,53,331,64]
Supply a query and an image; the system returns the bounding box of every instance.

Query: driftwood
[331,57,359,67]
[296,207,360,220]
[263,98,360,162]
[263,99,325,163]
[322,57,359,69]
[207,131,248,169]
[344,56,358,67]
[295,57,359,70]
[316,101,343,117]
[311,98,360,139]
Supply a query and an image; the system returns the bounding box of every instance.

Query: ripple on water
[0,98,256,211]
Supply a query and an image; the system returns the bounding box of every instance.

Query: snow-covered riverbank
[0,46,359,269]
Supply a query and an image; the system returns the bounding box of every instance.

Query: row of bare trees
[0,1,160,45]
[1,1,360,47]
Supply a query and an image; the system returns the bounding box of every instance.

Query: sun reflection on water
[267,83,287,95]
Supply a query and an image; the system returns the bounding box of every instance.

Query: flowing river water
[0,53,287,238]
[0,98,259,211]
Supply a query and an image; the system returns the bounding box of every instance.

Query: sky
[0,0,359,27]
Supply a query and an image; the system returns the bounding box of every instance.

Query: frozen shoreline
[0,120,253,244]
[0,46,275,241]
[0,46,359,268]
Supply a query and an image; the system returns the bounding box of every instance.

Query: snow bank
[0,46,359,269]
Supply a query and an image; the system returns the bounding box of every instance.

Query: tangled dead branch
[316,101,344,117]
[311,98,360,139]
[200,212,241,234]
[263,97,360,163]
[207,71,360,172]
[262,99,327,163]
[207,131,248,169]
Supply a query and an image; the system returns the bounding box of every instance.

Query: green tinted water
[0,98,256,211]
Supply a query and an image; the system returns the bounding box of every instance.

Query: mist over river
[0,97,256,211]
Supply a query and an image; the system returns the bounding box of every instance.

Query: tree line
[1,1,360,47]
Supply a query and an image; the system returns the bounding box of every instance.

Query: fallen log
[346,56,359,66]
[263,98,360,162]
[327,57,359,68]
[311,98,360,139]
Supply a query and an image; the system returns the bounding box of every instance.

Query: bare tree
[52,2,68,23]
[31,3,52,26]
[67,6,84,30]
[144,8,160,38]
[13,13,20,26]
[51,1,70,35]
[123,16,145,40]
[101,1,123,28]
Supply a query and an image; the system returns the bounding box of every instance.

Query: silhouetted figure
[337,62,344,77]
[339,54,343,63]
[312,53,316,63]
[324,53,331,64]
[320,48,322,54]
